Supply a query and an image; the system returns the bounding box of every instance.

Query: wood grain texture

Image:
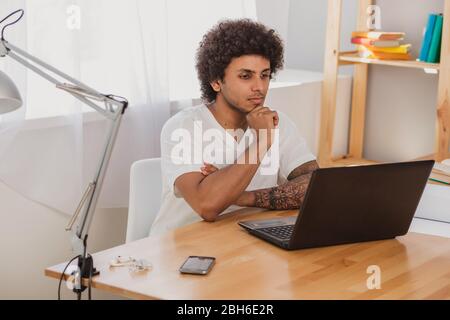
[339,52,440,70]
[318,0,342,166]
[348,0,371,159]
[435,0,450,162]
[46,207,450,300]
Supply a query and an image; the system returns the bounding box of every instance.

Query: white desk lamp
[0,69,21,114]
[0,10,128,298]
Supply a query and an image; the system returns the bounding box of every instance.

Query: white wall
[0,181,127,299]
[285,0,357,74]
[256,0,290,47]
[267,69,353,157]
[364,0,444,161]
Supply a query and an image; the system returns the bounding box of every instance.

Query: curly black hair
[195,19,284,103]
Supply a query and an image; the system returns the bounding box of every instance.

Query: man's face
[213,55,271,113]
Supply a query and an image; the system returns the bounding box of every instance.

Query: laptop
[238,160,434,250]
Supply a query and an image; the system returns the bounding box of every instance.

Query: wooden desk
[45,208,450,300]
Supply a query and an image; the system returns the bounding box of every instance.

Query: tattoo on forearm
[287,160,319,181]
[254,173,313,210]
[251,160,319,210]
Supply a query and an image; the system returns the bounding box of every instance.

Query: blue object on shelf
[419,13,437,62]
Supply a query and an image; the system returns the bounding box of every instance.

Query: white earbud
[109,255,135,267]
[109,255,152,272]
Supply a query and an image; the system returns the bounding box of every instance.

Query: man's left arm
[235,160,319,209]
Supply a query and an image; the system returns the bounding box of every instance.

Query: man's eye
[240,74,250,79]
[262,74,270,79]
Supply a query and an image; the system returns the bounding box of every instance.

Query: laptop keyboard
[260,224,295,240]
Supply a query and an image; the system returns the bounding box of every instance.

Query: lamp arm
[71,107,125,255]
[0,40,123,120]
[0,39,128,257]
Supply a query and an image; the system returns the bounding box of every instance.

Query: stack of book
[351,31,412,60]
[419,13,443,63]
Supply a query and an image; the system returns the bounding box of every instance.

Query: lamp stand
[1,33,128,298]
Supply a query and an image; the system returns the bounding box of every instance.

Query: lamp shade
[0,70,22,114]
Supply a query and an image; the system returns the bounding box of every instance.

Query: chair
[126,158,162,243]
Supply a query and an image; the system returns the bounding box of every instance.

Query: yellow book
[365,44,411,54]
[358,46,412,60]
[360,51,412,60]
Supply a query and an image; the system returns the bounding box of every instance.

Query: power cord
[57,254,95,300]
[57,255,81,300]
[0,9,24,40]
[414,216,450,225]
[88,254,94,300]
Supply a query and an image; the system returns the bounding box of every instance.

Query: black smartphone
[179,256,216,275]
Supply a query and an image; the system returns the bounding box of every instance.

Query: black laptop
[238,160,434,250]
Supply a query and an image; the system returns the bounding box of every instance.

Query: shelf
[319,0,450,184]
[321,153,450,187]
[414,152,450,163]
[339,51,440,71]
[326,156,379,167]
[324,152,450,167]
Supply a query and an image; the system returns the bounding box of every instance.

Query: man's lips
[248,97,264,104]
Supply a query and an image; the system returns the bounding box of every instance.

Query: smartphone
[179,256,216,275]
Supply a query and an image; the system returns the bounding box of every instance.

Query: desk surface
[46,208,450,300]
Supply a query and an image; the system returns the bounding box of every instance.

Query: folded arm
[236,160,319,210]
[174,106,280,222]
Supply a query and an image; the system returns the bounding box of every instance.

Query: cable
[414,216,450,225]
[57,254,81,300]
[88,254,94,300]
[0,9,24,40]
[106,94,129,113]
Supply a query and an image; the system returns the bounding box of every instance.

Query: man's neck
[208,97,248,132]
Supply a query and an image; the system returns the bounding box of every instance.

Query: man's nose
[251,77,265,92]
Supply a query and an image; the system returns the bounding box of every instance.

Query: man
[150,19,318,235]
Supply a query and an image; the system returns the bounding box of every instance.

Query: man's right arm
[174,106,277,222]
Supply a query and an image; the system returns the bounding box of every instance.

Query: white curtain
[0,0,256,214]
[0,0,170,214]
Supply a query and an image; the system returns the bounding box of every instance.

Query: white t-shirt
[149,104,316,236]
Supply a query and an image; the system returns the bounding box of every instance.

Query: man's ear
[210,80,221,93]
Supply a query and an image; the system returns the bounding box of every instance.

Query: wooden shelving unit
[339,51,440,70]
[319,0,450,169]
[322,152,450,186]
